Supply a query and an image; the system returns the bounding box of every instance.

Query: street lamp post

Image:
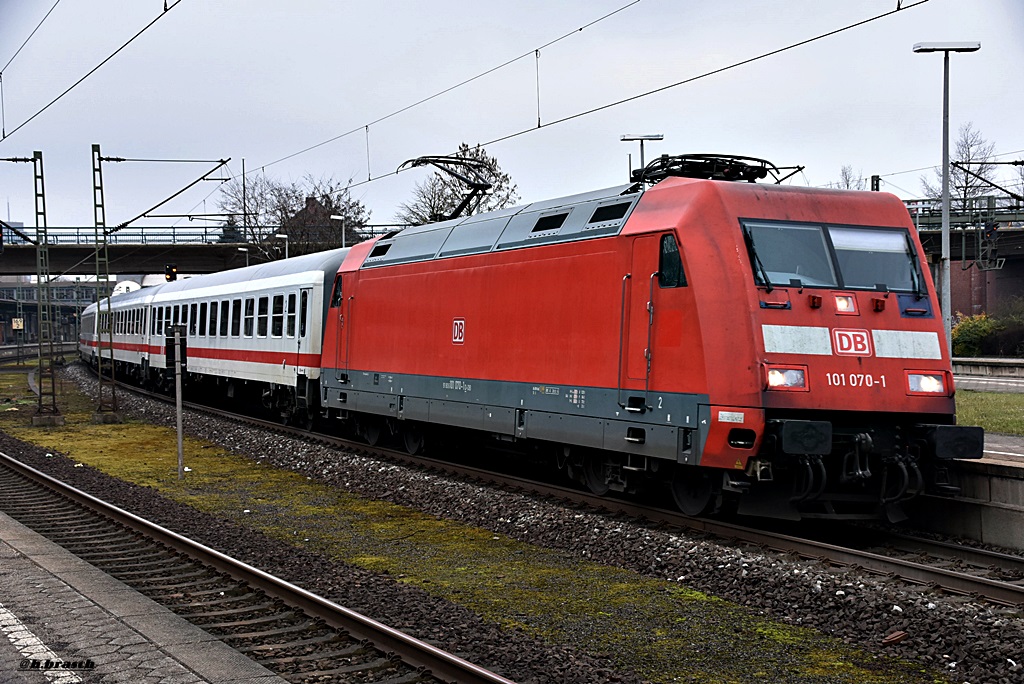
[913,41,980,353]
[274,233,289,259]
[330,215,347,249]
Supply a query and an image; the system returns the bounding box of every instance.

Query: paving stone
[0,511,287,684]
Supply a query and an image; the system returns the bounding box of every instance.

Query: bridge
[1,196,1023,276]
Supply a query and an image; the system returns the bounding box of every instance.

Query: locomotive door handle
[616,274,631,409]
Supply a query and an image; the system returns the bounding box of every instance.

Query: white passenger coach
[80,248,349,423]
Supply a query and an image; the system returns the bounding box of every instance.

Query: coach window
[257,296,269,337]
[208,302,218,337]
[232,299,242,337]
[658,234,686,288]
[271,294,284,337]
[199,303,208,336]
[286,293,296,337]
[243,298,255,337]
[299,290,309,338]
[222,300,232,337]
[188,304,197,336]
[330,274,343,308]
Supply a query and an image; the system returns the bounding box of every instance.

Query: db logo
[452,318,465,345]
[832,328,872,356]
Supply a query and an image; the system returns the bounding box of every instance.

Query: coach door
[330,273,349,381]
[296,288,311,371]
[619,236,660,410]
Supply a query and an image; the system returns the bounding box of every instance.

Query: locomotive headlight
[834,294,858,314]
[907,372,946,395]
[765,365,808,391]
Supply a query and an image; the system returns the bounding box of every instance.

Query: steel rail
[0,451,516,684]
[92,369,1024,607]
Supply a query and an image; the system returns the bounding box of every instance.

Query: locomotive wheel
[671,466,717,517]
[402,425,424,455]
[361,418,383,447]
[583,454,610,496]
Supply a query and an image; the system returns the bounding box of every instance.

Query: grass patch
[956,390,1024,435]
[0,368,943,683]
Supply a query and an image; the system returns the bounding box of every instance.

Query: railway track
[133,380,1024,609]
[0,450,515,684]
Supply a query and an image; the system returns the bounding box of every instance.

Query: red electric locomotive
[318,154,982,520]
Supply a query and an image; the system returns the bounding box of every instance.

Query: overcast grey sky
[0,0,1020,232]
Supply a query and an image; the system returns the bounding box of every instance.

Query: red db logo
[452,318,465,345]
[832,329,872,356]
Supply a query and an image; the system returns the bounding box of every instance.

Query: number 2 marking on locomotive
[452,318,465,345]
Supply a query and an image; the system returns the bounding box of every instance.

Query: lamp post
[620,134,663,176]
[330,214,347,249]
[237,246,249,267]
[913,41,980,353]
[274,233,289,259]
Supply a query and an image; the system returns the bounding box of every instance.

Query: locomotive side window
[257,296,269,337]
[271,295,284,337]
[658,234,686,288]
[221,300,231,337]
[199,303,208,336]
[589,202,631,223]
[330,275,343,308]
[243,298,255,337]
[531,212,569,233]
[231,299,242,337]
[286,293,296,337]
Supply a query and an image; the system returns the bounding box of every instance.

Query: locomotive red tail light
[765,364,808,391]
[906,371,948,395]
[834,294,857,314]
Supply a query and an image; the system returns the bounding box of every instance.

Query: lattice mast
[92,144,117,412]
[29,152,60,416]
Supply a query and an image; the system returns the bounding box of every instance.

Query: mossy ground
[0,368,948,683]
[955,390,1024,435]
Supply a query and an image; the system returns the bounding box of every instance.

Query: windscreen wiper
[904,233,924,300]
[744,230,774,293]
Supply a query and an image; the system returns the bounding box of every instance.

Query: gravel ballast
[5,364,1023,683]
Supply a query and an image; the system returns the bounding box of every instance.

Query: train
[80,154,983,521]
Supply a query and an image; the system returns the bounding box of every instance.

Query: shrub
[952,312,1003,357]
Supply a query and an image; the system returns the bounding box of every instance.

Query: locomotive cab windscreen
[743,220,924,295]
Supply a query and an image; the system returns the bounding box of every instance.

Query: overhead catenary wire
[307,0,936,195]
[0,0,64,137]
[0,0,184,143]
[1,0,63,74]
[188,0,931,221]
[255,0,644,171]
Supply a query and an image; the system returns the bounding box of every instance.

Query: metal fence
[1,225,229,246]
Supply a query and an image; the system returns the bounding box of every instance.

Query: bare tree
[217,174,370,258]
[836,165,865,190]
[395,143,519,225]
[921,121,997,211]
